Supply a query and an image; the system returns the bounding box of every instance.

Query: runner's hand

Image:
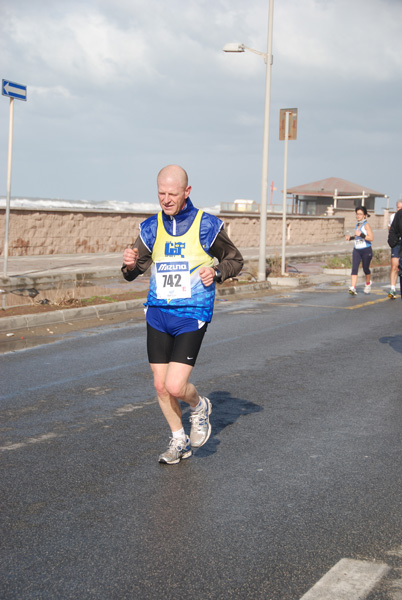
[123,247,139,270]
[199,266,215,287]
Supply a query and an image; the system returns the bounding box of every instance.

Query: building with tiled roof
[287,177,386,216]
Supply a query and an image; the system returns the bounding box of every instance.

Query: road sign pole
[281,110,290,276]
[279,107,298,276]
[3,97,14,277]
[2,79,26,280]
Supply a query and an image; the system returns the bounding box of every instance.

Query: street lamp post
[223,0,274,281]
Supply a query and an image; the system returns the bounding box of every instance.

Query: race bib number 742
[155,261,191,300]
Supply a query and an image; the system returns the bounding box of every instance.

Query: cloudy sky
[1,0,401,212]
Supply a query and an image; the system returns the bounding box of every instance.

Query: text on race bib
[155,261,191,300]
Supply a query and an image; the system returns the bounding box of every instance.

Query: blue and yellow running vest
[146,210,216,321]
[354,220,371,250]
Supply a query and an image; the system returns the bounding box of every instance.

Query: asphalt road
[1,283,402,599]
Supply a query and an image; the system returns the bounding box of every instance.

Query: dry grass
[325,249,389,270]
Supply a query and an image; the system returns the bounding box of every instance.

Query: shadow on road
[379,334,402,355]
[192,390,263,458]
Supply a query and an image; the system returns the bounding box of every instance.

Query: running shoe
[348,287,357,296]
[158,436,192,465]
[363,282,372,295]
[388,289,397,299]
[189,397,212,448]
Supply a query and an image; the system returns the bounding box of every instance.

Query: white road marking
[386,546,402,599]
[0,432,59,452]
[300,558,390,600]
[84,386,112,395]
[114,404,143,416]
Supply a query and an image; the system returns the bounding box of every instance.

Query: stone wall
[222,214,345,248]
[1,207,346,256]
[332,209,385,229]
[0,209,144,256]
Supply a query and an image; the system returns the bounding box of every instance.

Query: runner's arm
[121,236,152,281]
[209,229,244,282]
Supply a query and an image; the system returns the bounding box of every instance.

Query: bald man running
[122,165,243,464]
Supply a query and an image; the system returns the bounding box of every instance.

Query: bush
[325,255,352,269]
[266,253,282,275]
[372,249,388,266]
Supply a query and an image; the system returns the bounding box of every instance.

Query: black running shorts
[146,322,208,366]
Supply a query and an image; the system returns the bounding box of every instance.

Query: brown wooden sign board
[279,108,298,140]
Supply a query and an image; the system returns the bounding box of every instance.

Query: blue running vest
[354,220,371,249]
[146,210,216,322]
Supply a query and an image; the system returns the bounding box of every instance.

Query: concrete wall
[0,207,346,256]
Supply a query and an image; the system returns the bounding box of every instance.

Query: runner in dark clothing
[388,206,402,299]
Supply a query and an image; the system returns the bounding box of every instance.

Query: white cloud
[31,85,73,99]
[274,0,402,81]
[1,8,156,90]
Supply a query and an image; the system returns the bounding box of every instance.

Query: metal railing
[220,202,293,214]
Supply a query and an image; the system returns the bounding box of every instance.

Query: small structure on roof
[287,177,386,216]
[220,199,259,213]
[233,199,258,212]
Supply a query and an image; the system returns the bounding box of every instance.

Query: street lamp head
[222,43,245,53]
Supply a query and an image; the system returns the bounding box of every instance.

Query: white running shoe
[348,286,357,296]
[364,282,372,294]
[158,436,192,465]
[189,397,212,448]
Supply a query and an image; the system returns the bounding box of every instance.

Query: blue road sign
[2,79,27,101]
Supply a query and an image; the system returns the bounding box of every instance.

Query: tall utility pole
[257,0,274,282]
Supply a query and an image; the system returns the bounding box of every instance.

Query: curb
[268,276,301,287]
[322,265,390,277]
[0,298,147,332]
[216,280,271,296]
[0,281,272,332]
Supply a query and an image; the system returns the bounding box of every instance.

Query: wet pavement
[1,283,402,599]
